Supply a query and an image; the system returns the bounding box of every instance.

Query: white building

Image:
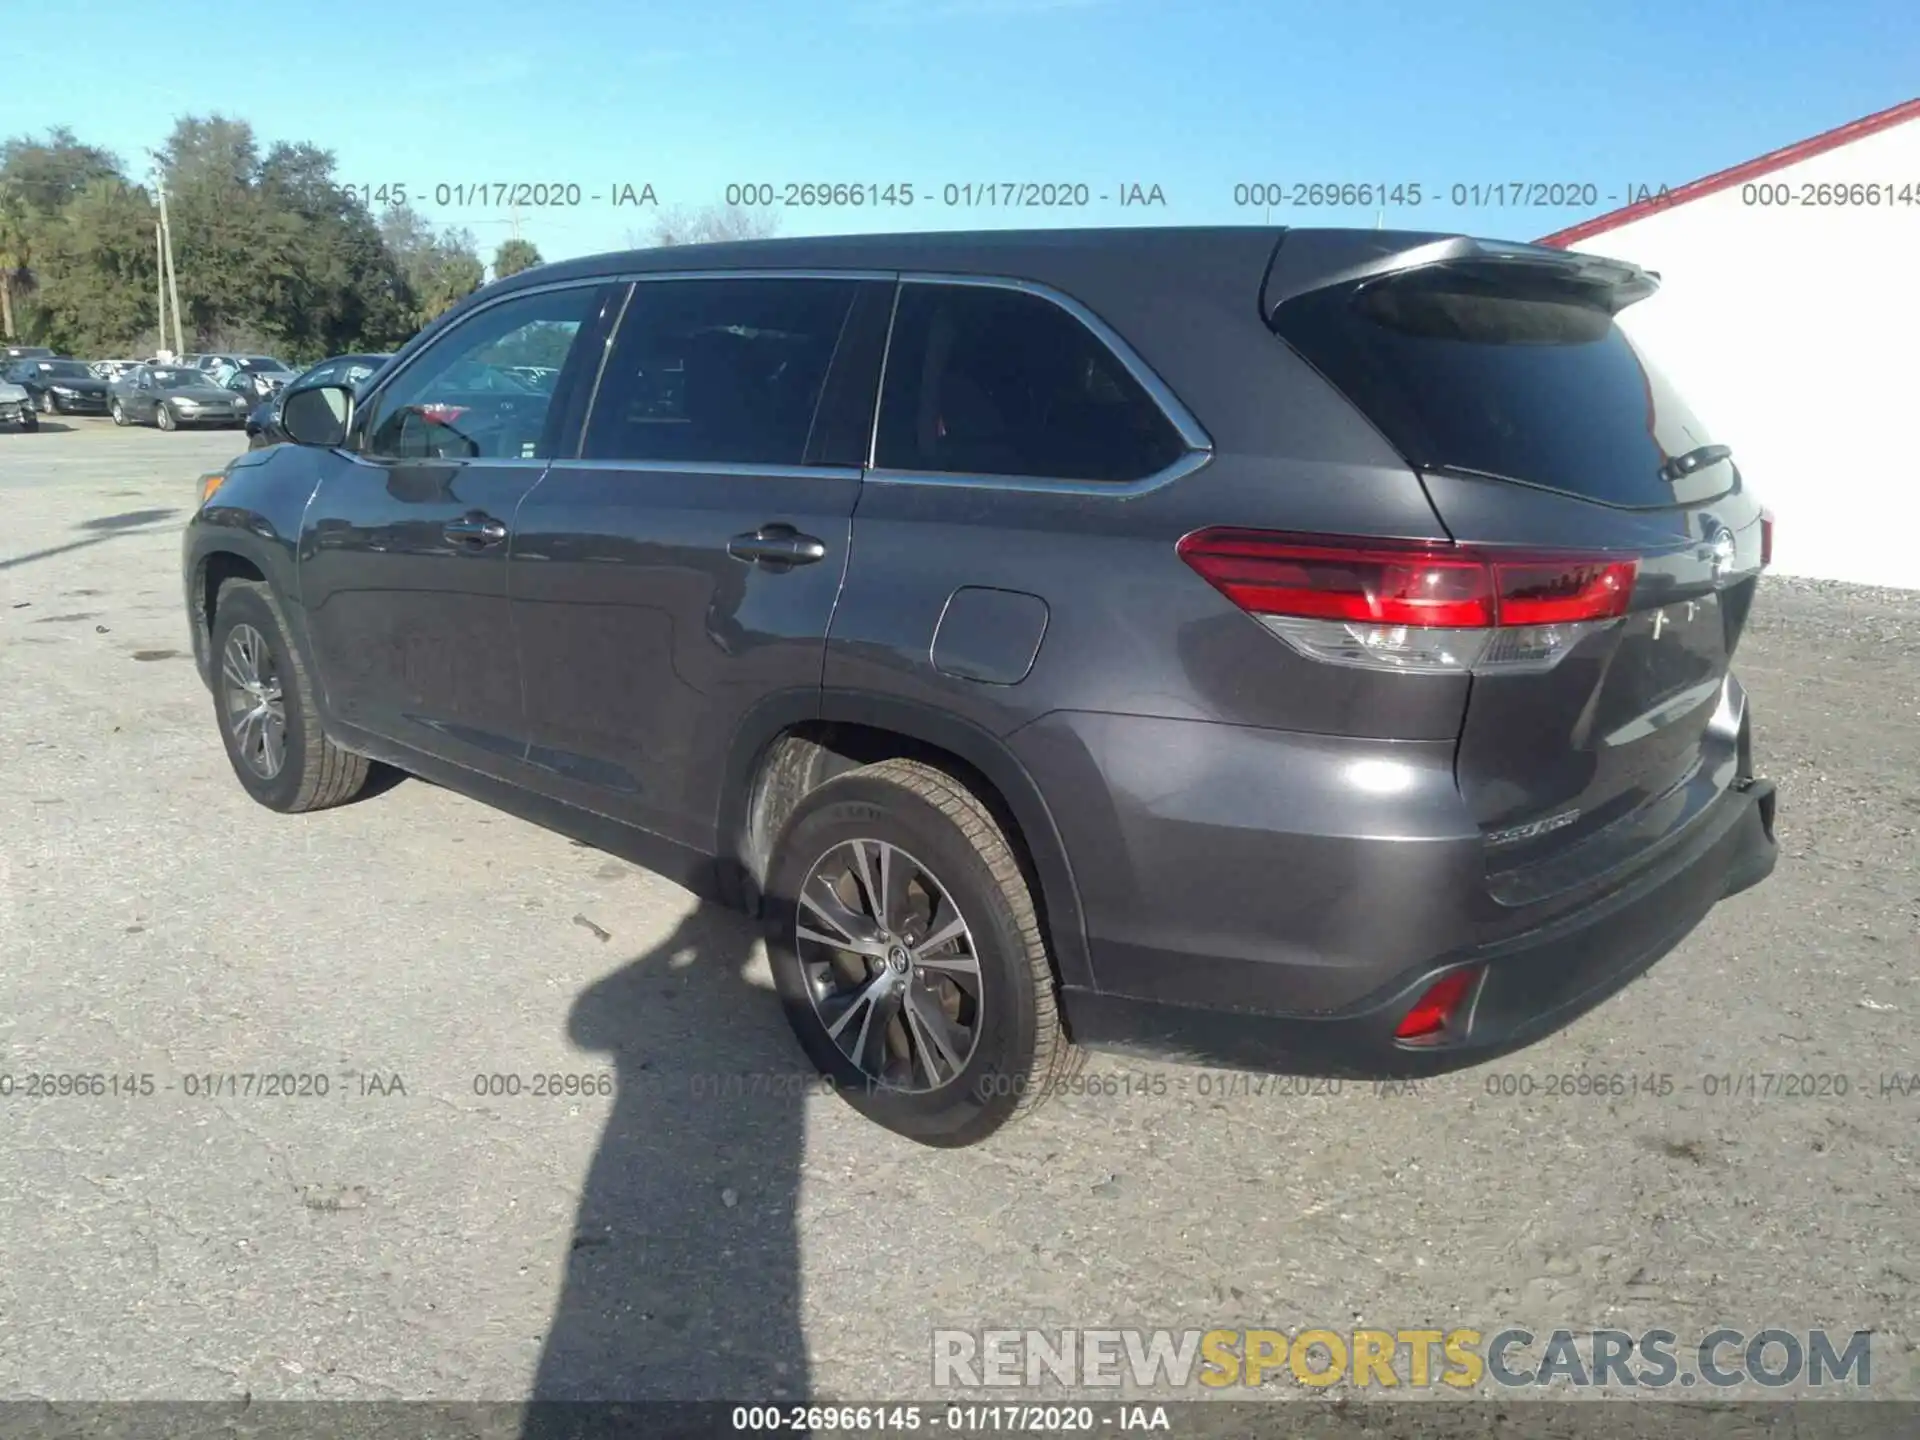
[1538,97,1920,590]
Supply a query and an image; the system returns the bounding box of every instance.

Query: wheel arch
[717,690,1094,992]
[185,515,308,697]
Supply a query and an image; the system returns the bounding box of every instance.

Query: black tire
[156,402,177,431]
[18,410,36,433]
[208,579,372,812]
[764,757,1080,1147]
[110,399,128,426]
[36,390,53,414]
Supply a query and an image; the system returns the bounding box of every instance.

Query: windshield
[240,358,290,373]
[150,369,202,389]
[38,361,94,379]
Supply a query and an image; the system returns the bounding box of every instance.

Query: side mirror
[281,384,354,447]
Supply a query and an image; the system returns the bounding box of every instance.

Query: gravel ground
[0,421,1915,1417]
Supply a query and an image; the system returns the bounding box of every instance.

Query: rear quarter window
[874,282,1187,484]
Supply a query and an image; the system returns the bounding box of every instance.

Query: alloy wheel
[796,838,983,1092]
[220,623,288,780]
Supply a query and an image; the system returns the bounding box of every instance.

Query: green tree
[493,237,543,279]
[1,127,121,215]
[0,180,33,339]
[381,204,483,325]
[0,116,457,359]
[26,176,157,356]
[0,129,125,343]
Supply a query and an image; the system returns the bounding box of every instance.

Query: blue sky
[9,0,1916,264]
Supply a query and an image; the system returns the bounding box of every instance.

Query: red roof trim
[1536,95,1920,248]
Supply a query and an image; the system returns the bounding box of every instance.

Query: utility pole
[155,173,185,356]
[155,223,166,356]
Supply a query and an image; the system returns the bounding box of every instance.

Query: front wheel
[36,391,54,414]
[764,758,1080,1147]
[208,580,373,812]
[110,399,128,426]
[155,402,177,431]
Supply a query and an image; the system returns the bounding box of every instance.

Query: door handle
[444,513,508,547]
[727,523,827,568]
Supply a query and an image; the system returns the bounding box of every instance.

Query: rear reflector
[1395,967,1481,1042]
[1177,529,1638,675]
[1760,509,1774,568]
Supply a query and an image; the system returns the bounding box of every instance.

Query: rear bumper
[1054,769,1777,1080]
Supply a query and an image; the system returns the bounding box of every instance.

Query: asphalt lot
[1,417,1916,1409]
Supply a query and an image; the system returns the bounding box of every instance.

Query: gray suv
[181,227,1778,1146]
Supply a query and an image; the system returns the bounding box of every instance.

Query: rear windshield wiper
[1661,444,1732,482]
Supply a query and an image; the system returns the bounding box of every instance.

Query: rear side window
[1273,266,1731,508]
[874,283,1186,483]
[582,278,859,466]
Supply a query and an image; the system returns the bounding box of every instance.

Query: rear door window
[581,277,861,466]
[874,282,1187,483]
[1272,266,1732,508]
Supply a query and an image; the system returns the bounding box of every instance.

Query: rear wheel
[764,758,1079,1147]
[209,580,372,812]
[156,402,177,431]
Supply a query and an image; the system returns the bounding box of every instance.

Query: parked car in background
[182,227,1777,1145]
[0,374,36,430]
[3,356,111,416]
[246,353,392,449]
[221,357,299,405]
[110,363,250,430]
[198,353,286,382]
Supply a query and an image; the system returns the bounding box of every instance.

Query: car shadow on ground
[0,513,186,573]
[521,901,810,1432]
[78,507,182,531]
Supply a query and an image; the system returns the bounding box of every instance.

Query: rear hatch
[1264,236,1769,903]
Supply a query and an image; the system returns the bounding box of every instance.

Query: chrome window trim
[614,268,900,284]
[422,267,1216,496]
[868,272,1215,497]
[346,453,552,472]
[864,447,1214,498]
[547,458,863,481]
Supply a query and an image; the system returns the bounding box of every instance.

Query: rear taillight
[1759,509,1774,568]
[1176,528,1638,675]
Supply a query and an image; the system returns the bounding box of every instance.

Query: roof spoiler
[1262,232,1660,317]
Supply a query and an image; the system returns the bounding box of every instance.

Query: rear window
[1271,266,1732,508]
